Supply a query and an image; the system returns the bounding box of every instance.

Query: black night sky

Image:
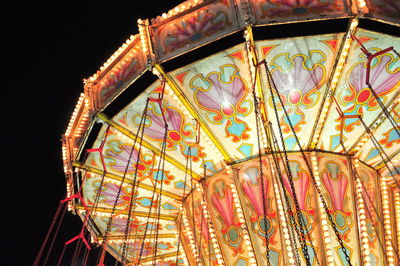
[4,1,183,265]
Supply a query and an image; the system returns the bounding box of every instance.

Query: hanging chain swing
[264,61,353,265]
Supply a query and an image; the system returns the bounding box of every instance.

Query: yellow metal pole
[74,162,183,201]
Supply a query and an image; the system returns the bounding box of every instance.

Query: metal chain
[264,62,352,265]
[138,124,168,264]
[153,124,168,265]
[265,64,313,266]
[175,147,191,265]
[267,123,302,266]
[366,84,400,138]
[348,160,394,264]
[99,99,150,264]
[251,68,271,265]
[359,117,400,190]
[121,102,150,264]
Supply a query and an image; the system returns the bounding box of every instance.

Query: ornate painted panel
[92,36,147,110]
[204,170,252,265]
[151,0,240,62]
[278,154,326,264]
[105,237,180,263]
[356,163,385,265]
[365,0,400,24]
[111,81,224,177]
[183,188,219,265]
[318,29,400,152]
[357,102,400,167]
[257,33,344,150]
[170,43,259,160]
[317,153,361,264]
[83,125,195,199]
[251,0,349,25]
[81,173,181,218]
[234,158,284,264]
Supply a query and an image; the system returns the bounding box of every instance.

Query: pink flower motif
[99,182,131,208]
[271,54,324,106]
[211,181,235,229]
[191,65,251,142]
[346,54,400,107]
[143,103,205,162]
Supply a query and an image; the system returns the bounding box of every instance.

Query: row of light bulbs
[268,155,297,265]
[380,176,396,265]
[310,153,335,264]
[353,159,372,265]
[229,180,257,265]
[311,18,359,147]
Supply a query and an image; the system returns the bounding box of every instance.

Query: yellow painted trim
[140,251,181,262]
[96,112,202,180]
[74,162,182,201]
[245,25,269,123]
[154,64,232,162]
[96,234,176,240]
[76,205,176,221]
[307,17,359,149]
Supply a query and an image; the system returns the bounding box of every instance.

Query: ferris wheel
[36,0,399,265]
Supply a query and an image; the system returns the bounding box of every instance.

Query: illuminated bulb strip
[66,181,73,211]
[311,18,358,148]
[229,182,257,264]
[394,191,400,256]
[65,93,86,137]
[351,97,398,153]
[182,211,201,264]
[138,19,152,56]
[200,198,224,265]
[244,28,256,91]
[154,0,204,24]
[353,159,372,265]
[90,34,139,82]
[381,177,396,265]
[311,153,334,265]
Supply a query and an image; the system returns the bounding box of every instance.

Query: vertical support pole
[381,177,396,265]
[310,152,335,265]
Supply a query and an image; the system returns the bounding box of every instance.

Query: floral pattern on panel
[321,161,353,242]
[160,10,229,54]
[211,179,245,255]
[336,50,399,133]
[241,166,278,246]
[269,51,326,134]
[190,64,252,142]
[104,140,175,185]
[134,101,206,162]
[96,51,143,106]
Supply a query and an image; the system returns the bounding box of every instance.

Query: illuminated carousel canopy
[62,0,399,265]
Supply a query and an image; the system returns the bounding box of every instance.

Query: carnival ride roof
[61,0,400,264]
